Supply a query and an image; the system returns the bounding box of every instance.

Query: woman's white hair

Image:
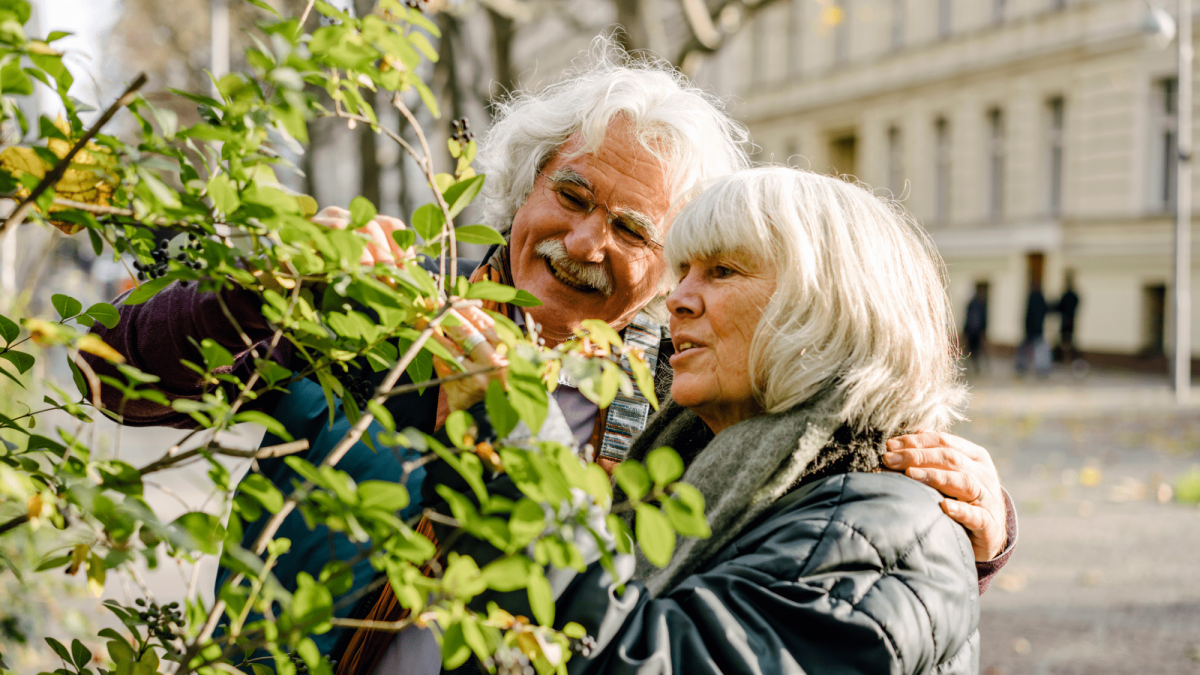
[665,167,968,435]
[477,38,751,233]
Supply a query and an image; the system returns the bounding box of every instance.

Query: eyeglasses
[536,169,663,251]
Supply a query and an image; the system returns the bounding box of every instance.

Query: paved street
[962,362,1200,674]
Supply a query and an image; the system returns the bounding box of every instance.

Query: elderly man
[83,55,1015,661]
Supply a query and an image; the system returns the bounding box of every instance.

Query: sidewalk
[963,357,1200,415]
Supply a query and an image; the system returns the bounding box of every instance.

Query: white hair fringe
[665,167,969,435]
[476,36,751,234]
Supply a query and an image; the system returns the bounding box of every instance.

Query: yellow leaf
[0,116,117,235]
[77,334,126,363]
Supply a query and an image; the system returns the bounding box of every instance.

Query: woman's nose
[562,211,608,264]
[666,273,703,317]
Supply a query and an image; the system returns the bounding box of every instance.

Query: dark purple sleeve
[82,281,292,428]
[975,487,1017,594]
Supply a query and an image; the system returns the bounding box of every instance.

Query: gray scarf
[623,400,839,597]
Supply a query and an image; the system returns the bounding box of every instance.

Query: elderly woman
[427,166,979,674]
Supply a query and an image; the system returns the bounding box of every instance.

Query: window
[938,0,952,38]
[891,0,904,49]
[887,125,904,195]
[987,108,1004,220]
[789,0,804,75]
[751,13,768,90]
[935,117,951,221]
[1047,97,1065,216]
[834,0,850,64]
[1155,78,1178,211]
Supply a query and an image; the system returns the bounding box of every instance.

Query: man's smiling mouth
[544,256,598,293]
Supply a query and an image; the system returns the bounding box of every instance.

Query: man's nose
[562,210,608,264]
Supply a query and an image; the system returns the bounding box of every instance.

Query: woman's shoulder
[727,472,973,572]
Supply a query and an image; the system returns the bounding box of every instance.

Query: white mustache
[535,239,615,297]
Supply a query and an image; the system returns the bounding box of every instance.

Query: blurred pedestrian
[964,282,989,374]
[1016,282,1051,376]
[1056,270,1081,364]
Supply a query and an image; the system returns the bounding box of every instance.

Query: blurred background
[0,0,1198,673]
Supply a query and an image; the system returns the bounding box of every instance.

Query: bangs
[664,178,774,279]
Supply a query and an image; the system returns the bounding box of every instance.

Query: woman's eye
[712,265,734,278]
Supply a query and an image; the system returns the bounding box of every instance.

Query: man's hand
[883,432,1007,562]
[311,205,412,267]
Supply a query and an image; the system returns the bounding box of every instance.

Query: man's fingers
[907,467,985,504]
[940,500,1004,561]
[374,215,410,261]
[362,220,396,265]
[882,446,970,473]
[888,431,988,462]
[443,309,498,363]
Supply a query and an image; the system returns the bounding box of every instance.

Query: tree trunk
[487,8,517,103]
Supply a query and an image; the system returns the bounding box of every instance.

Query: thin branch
[393,95,458,290]
[328,615,419,633]
[138,439,310,476]
[383,365,496,398]
[194,300,460,647]
[0,73,148,238]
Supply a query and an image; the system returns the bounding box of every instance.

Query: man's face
[508,121,670,343]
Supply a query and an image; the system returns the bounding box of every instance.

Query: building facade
[697,0,1200,365]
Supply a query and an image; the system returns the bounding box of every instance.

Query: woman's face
[666,249,777,434]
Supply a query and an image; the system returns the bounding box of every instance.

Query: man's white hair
[477,38,751,233]
[665,167,968,435]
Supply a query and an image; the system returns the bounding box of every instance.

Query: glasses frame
[535,169,664,251]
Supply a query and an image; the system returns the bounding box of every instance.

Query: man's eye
[615,220,646,241]
[557,189,589,211]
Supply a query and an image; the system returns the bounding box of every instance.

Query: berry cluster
[133,235,204,281]
[450,118,474,144]
[403,0,426,10]
[288,651,337,674]
[492,649,536,675]
[133,598,182,643]
[570,635,598,658]
[340,373,375,410]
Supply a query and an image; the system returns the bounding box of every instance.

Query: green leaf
[646,447,684,487]
[614,461,651,502]
[70,639,92,669]
[170,512,224,555]
[444,409,473,449]
[368,400,394,432]
[234,408,297,439]
[480,555,533,592]
[452,224,506,246]
[442,175,485,218]
[350,195,377,228]
[46,638,72,665]
[440,621,471,670]
[246,0,281,15]
[635,504,676,568]
[510,290,542,307]
[122,276,174,305]
[484,379,518,438]
[408,31,438,62]
[206,173,240,214]
[51,294,82,321]
[506,354,547,434]
[526,566,554,626]
[508,498,545,550]
[663,493,711,539]
[464,280,517,303]
[563,622,587,639]
[357,480,409,512]
[84,303,120,330]
[628,348,660,411]
[293,572,334,634]
[0,314,18,345]
[0,350,34,374]
[239,473,285,513]
[392,228,416,251]
[411,203,444,242]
